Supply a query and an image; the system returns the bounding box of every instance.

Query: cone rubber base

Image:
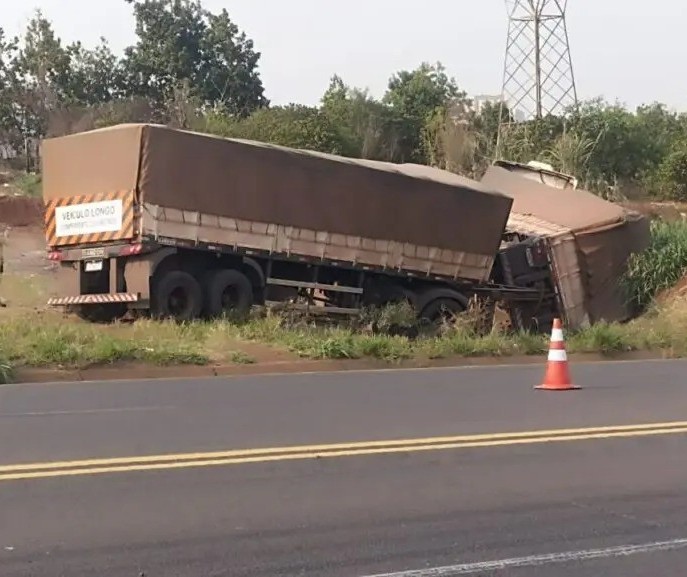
[535,383,581,391]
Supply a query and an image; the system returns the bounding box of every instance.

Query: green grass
[229,351,256,364]
[0,359,12,384]
[623,220,687,310]
[0,315,210,369]
[4,305,683,375]
[11,173,42,197]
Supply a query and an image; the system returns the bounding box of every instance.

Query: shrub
[623,220,687,310]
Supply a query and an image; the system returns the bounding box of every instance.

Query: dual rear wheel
[151,268,254,322]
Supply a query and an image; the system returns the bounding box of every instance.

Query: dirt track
[1,196,55,310]
[1,196,50,276]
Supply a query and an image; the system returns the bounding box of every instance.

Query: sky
[4,0,687,112]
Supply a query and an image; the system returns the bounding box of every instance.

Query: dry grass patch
[0,315,210,369]
[3,293,687,383]
[0,358,12,384]
[0,274,52,313]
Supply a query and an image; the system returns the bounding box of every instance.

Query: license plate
[82,247,105,259]
[85,260,103,272]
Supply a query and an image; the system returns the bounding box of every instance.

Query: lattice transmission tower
[496,0,577,154]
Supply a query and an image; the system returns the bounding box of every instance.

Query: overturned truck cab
[483,161,651,330]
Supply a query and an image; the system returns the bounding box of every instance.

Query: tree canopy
[2,3,687,201]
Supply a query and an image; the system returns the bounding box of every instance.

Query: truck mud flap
[47,293,140,306]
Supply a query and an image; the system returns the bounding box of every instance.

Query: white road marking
[361,538,687,576]
[0,406,175,418]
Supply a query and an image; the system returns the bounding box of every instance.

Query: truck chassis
[47,231,561,333]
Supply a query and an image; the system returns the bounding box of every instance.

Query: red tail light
[48,251,63,261]
[119,243,143,256]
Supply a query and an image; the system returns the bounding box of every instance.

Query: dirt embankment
[622,201,687,222]
[0,195,44,228]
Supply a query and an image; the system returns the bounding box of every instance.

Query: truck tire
[420,297,466,324]
[151,270,203,321]
[417,289,468,325]
[362,278,417,309]
[202,269,253,319]
[75,303,127,324]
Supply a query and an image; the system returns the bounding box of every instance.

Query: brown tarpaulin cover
[42,124,143,200]
[482,166,625,232]
[482,166,651,323]
[574,215,650,322]
[42,124,513,259]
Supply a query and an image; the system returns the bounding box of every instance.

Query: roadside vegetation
[623,220,687,310]
[3,221,687,381]
[0,297,686,378]
[0,358,12,385]
[4,3,687,202]
[9,172,42,197]
[0,285,680,374]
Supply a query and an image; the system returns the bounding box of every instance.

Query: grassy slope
[2,222,687,378]
[1,301,686,372]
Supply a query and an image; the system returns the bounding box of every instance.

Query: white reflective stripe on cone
[550,328,564,342]
[548,348,567,362]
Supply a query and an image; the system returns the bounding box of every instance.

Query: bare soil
[622,201,687,222]
[655,274,687,304]
[0,195,44,228]
[2,226,54,276]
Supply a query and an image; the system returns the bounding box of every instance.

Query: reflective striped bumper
[48,293,140,306]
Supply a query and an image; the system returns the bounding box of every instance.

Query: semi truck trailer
[41,123,566,331]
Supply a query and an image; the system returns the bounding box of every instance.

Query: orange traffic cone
[535,318,580,391]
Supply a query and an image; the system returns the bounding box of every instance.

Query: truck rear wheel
[417,289,468,326]
[202,269,253,319]
[151,270,203,322]
[75,303,127,324]
[420,297,466,324]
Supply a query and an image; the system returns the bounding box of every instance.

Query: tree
[9,13,130,141]
[2,6,686,202]
[122,0,205,109]
[0,28,20,146]
[65,39,125,105]
[649,139,687,201]
[320,75,402,160]
[203,104,349,154]
[567,99,641,185]
[123,0,267,117]
[385,62,463,122]
[422,106,482,177]
[472,101,503,154]
[13,11,72,139]
[199,9,267,116]
[383,62,467,163]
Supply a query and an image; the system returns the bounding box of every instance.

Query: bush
[652,141,687,201]
[623,220,687,310]
[12,173,42,197]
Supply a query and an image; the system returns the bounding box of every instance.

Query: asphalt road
[1,360,687,576]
